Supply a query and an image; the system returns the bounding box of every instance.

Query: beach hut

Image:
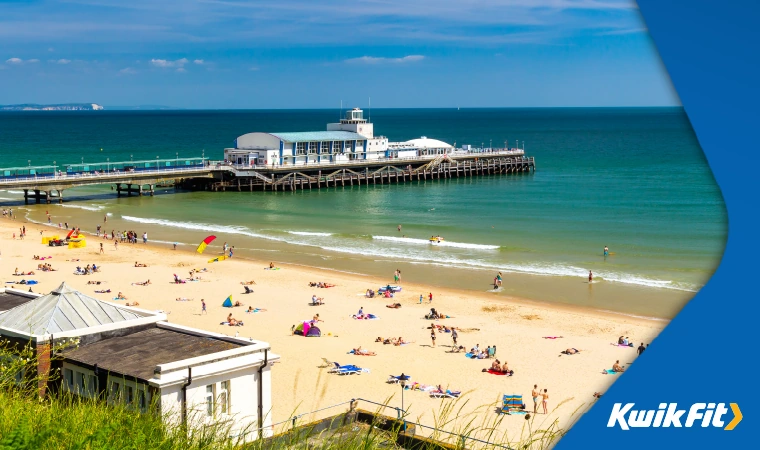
[222,296,233,308]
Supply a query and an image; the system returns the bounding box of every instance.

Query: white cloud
[345,55,425,64]
[193,59,204,65]
[119,67,137,74]
[56,59,71,64]
[150,57,189,68]
[5,57,39,65]
[176,67,186,73]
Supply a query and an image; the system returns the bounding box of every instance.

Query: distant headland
[0,103,104,111]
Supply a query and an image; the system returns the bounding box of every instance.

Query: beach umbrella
[196,235,216,254]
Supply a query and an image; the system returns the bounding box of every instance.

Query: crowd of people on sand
[375,336,413,346]
[36,263,56,271]
[75,264,99,275]
[94,227,148,245]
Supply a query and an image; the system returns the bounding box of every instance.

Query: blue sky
[0,0,679,108]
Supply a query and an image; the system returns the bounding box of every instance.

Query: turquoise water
[0,108,727,317]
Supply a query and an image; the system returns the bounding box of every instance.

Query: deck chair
[318,357,334,368]
[244,286,253,294]
[329,362,362,375]
[430,389,461,398]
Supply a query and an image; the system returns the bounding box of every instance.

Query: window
[206,384,215,417]
[110,382,120,402]
[88,375,97,395]
[308,142,318,154]
[77,372,86,392]
[220,381,230,415]
[296,142,307,155]
[332,141,342,153]
[344,141,353,152]
[126,386,134,405]
[138,389,147,411]
[64,368,73,388]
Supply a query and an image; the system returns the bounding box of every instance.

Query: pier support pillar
[45,191,52,204]
[23,189,29,205]
[33,190,42,204]
[56,190,64,204]
[149,184,155,196]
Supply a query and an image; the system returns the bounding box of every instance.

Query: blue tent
[222,296,233,308]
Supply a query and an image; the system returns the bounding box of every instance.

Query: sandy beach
[0,216,666,440]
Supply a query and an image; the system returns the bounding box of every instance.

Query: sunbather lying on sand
[176,297,193,301]
[134,262,148,267]
[240,280,257,285]
[87,281,104,285]
[352,347,376,356]
[560,348,581,355]
[386,303,402,308]
[125,301,139,307]
[133,280,151,286]
[246,306,267,313]
[94,289,112,293]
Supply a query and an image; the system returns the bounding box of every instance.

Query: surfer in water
[603,246,609,257]
[588,270,593,283]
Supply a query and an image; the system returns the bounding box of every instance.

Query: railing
[0,165,216,186]
[234,397,513,449]
[227,149,528,172]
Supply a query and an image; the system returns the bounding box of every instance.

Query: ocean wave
[118,215,699,293]
[57,204,104,212]
[372,235,499,250]
[121,215,288,243]
[287,231,333,237]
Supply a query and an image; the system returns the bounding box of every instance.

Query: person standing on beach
[532,385,539,413]
[428,292,433,303]
[496,272,503,286]
[419,294,423,304]
[541,389,549,414]
[114,240,118,250]
[451,327,458,345]
[104,215,107,223]
[430,327,436,347]
[142,232,148,244]
[394,270,399,284]
[99,243,104,254]
[201,299,207,314]
[588,270,593,282]
[637,342,646,356]
[223,242,228,254]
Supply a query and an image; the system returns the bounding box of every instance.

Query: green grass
[0,341,574,450]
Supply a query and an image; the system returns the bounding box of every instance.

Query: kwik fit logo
[608,403,742,430]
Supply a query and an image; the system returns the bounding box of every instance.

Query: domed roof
[402,136,453,149]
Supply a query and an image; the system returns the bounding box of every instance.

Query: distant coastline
[0,103,103,111]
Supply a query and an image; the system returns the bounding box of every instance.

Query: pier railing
[226,148,526,171]
[0,165,217,186]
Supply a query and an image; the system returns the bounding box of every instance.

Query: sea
[0,108,727,319]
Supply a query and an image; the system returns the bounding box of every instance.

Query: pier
[210,151,534,192]
[0,151,534,204]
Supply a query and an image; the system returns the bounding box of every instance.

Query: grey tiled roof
[0,282,144,335]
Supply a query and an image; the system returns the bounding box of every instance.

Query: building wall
[160,362,272,441]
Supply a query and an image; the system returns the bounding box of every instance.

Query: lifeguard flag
[196,235,216,254]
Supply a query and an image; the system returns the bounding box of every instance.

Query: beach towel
[487,369,513,376]
[604,369,619,375]
[543,336,563,339]
[113,297,125,301]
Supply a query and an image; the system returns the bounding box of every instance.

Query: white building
[0,283,278,441]
[224,108,454,167]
